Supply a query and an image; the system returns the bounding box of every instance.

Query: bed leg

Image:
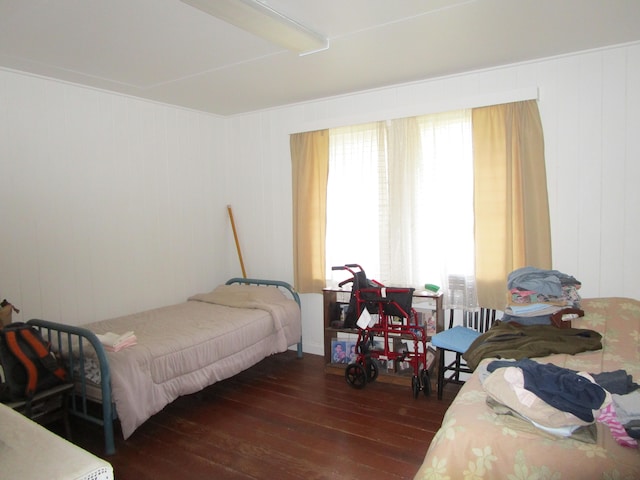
[296,339,303,359]
[103,401,116,455]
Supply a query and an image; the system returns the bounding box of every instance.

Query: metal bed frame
[28,277,302,455]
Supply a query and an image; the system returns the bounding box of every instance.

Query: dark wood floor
[53,352,461,480]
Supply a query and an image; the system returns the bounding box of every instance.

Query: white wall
[0,71,231,325]
[1,41,639,356]
[226,41,640,355]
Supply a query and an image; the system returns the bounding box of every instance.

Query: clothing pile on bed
[473,268,640,447]
[503,266,583,326]
[479,358,640,448]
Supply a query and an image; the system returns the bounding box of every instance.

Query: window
[292,99,549,309]
[326,109,475,298]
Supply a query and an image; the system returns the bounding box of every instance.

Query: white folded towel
[95,331,137,352]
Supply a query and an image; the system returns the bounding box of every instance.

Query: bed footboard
[27,318,116,456]
[226,277,303,358]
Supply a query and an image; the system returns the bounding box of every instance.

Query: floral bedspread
[415,297,640,480]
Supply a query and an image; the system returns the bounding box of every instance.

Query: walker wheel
[411,375,420,398]
[345,363,367,389]
[364,359,379,382]
[420,369,431,396]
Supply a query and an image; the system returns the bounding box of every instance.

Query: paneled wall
[1,41,639,356]
[226,42,640,354]
[0,71,230,325]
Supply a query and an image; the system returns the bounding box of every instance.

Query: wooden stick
[227,205,247,278]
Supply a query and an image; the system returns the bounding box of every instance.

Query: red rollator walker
[332,264,431,398]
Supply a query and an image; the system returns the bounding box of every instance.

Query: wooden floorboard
[51,352,461,480]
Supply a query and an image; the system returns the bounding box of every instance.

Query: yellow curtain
[472,100,552,310]
[290,130,329,293]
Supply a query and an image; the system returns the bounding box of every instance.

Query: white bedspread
[0,403,113,480]
[82,284,301,439]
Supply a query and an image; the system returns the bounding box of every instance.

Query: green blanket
[462,321,602,371]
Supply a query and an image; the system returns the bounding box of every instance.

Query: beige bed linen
[0,403,113,480]
[82,284,301,439]
[415,297,640,480]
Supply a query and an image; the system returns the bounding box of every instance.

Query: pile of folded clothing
[480,358,639,447]
[503,266,583,326]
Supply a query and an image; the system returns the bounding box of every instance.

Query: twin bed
[414,297,640,479]
[28,277,302,456]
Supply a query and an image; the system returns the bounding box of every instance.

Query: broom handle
[227,205,247,278]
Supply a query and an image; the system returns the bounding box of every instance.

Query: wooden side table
[5,382,74,439]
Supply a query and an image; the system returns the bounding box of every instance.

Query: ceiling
[2,0,640,116]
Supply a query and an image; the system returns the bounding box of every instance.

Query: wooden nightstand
[6,382,74,439]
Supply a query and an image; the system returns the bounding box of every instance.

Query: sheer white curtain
[326,110,476,308]
[326,123,385,281]
[416,111,477,309]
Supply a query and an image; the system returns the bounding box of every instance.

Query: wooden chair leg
[453,353,462,382]
[437,347,445,400]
